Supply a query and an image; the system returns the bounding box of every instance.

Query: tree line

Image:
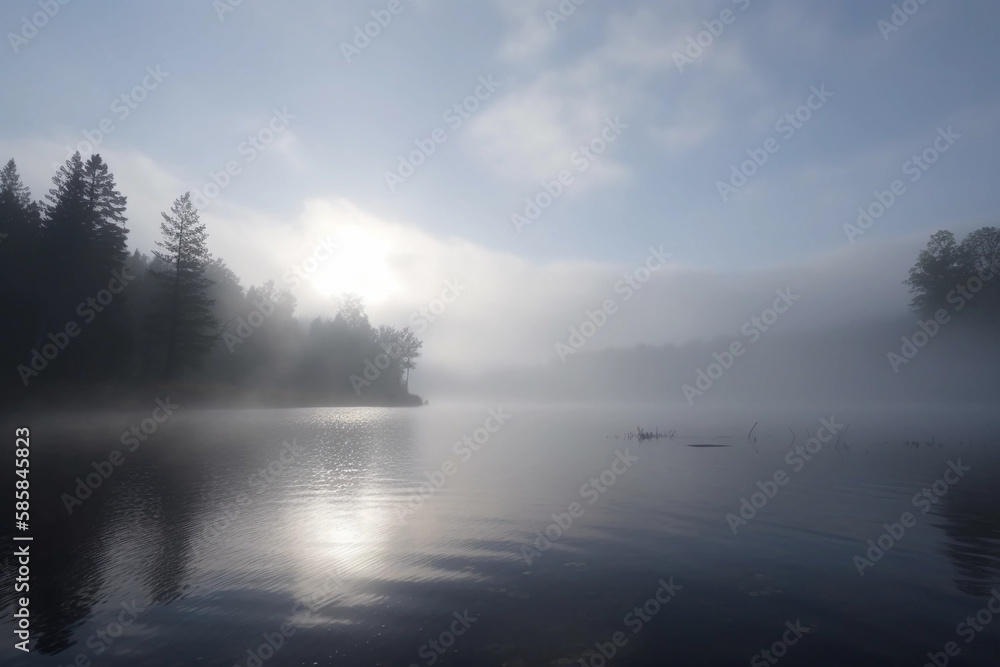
[905,226,1000,321]
[0,153,422,406]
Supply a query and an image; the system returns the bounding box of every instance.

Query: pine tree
[81,154,129,274]
[151,192,217,379]
[0,158,41,230]
[40,153,89,318]
[36,153,132,379]
[0,158,42,287]
[0,159,43,393]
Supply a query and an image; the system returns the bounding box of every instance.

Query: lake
[3,403,1000,666]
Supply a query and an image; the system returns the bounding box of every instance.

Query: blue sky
[2,0,999,368]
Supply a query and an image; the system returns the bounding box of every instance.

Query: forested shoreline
[0,153,424,409]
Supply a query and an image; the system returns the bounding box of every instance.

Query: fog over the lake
[3,0,998,406]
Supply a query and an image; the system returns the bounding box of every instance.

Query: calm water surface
[3,403,1000,666]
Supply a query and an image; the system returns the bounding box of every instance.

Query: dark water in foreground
[2,403,1000,667]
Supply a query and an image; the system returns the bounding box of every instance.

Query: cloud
[3,136,931,374]
[495,0,559,62]
[469,3,773,188]
[174,196,929,374]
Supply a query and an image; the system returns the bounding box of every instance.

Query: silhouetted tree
[0,158,41,235]
[906,227,1000,321]
[394,327,423,390]
[40,152,90,322]
[81,154,129,276]
[150,193,217,379]
[3,152,423,406]
[0,159,43,392]
[334,292,373,336]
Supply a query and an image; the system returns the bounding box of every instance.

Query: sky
[2,0,999,371]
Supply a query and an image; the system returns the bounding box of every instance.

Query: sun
[306,223,399,306]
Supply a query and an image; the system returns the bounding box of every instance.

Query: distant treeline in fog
[0,154,423,407]
[421,227,1000,405]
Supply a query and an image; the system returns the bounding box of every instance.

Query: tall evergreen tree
[0,158,41,233]
[36,153,132,380]
[151,192,217,379]
[0,159,43,393]
[39,154,129,302]
[40,152,90,319]
[0,158,42,292]
[81,154,129,274]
